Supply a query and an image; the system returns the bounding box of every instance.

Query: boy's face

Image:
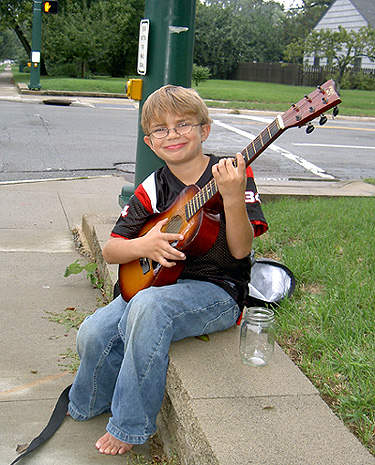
[143,112,210,168]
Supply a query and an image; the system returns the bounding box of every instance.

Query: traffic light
[42,1,59,14]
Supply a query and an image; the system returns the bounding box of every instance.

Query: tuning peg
[333,106,339,117]
[319,115,328,125]
[306,122,315,134]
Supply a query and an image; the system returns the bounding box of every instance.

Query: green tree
[0,1,31,52]
[195,0,289,79]
[294,0,334,38]
[194,2,243,79]
[0,0,144,78]
[0,1,33,65]
[92,0,144,77]
[238,0,285,63]
[42,0,144,77]
[0,29,24,61]
[42,0,97,77]
[285,25,375,88]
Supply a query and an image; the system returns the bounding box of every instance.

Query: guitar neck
[185,115,285,220]
[241,115,285,166]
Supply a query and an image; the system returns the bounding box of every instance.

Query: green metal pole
[29,0,42,90]
[120,0,196,206]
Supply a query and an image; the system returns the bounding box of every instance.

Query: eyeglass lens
[151,124,198,139]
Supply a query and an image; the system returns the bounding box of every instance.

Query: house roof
[350,0,375,27]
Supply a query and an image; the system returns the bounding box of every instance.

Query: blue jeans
[68,279,240,445]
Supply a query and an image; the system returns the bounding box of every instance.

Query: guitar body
[118,184,221,301]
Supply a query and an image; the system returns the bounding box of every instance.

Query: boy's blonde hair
[141,85,212,135]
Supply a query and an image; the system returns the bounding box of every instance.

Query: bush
[341,70,375,91]
[192,64,211,86]
[46,61,94,79]
[47,61,80,78]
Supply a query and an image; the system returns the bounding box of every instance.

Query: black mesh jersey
[112,154,268,307]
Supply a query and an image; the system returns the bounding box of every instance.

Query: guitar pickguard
[139,257,151,275]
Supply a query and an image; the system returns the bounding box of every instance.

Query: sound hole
[165,215,182,234]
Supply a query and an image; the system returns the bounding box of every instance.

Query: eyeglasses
[149,123,201,139]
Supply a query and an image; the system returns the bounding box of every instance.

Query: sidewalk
[0,176,153,465]
[1,66,375,464]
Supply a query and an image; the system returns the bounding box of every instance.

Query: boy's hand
[212,153,246,203]
[142,218,186,268]
[212,153,253,259]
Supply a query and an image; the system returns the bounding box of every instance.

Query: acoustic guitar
[118,79,341,301]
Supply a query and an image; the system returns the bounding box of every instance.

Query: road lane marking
[293,143,375,150]
[213,119,335,179]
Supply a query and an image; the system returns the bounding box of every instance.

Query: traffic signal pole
[29,1,58,90]
[29,0,43,90]
[120,0,197,205]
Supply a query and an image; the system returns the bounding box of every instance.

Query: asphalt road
[0,98,374,183]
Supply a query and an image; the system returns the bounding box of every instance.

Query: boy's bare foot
[95,432,133,455]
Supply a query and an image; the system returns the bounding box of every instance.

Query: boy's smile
[164,140,187,152]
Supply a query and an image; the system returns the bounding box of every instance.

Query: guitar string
[164,211,185,234]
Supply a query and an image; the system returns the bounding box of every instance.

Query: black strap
[10,384,72,465]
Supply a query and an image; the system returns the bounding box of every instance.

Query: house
[305,0,375,70]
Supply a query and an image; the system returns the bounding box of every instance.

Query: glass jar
[239,307,275,367]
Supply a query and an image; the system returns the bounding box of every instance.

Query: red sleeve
[245,166,268,237]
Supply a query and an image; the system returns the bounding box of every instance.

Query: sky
[276,0,304,9]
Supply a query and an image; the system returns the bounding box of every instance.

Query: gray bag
[246,252,296,307]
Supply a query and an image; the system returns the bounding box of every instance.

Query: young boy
[68,85,267,455]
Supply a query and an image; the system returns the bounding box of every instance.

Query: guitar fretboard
[184,116,284,221]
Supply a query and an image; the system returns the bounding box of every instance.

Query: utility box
[126,79,143,101]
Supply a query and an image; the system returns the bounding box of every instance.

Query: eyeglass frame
[148,123,202,139]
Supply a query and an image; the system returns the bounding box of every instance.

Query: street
[0,98,374,183]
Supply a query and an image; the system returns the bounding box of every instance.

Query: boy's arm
[102,218,186,267]
[212,153,254,259]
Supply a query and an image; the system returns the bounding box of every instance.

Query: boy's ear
[143,135,154,151]
[200,123,211,142]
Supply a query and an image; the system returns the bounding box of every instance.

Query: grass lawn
[12,69,375,117]
[15,73,128,93]
[196,79,375,117]
[256,195,375,456]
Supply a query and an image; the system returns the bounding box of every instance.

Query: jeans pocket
[202,303,239,334]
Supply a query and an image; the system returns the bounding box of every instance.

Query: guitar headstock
[282,80,342,130]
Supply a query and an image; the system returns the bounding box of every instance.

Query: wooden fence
[229,62,374,87]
